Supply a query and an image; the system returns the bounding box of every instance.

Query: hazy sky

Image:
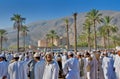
[0,0,120,28]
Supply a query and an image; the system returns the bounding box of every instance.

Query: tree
[73,13,77,52]
[11,14,26,52]
[46,30,59,48]
[0,29,7,51]
[110,35,120,47]
[83,19,93,51]
[86,9,102,50]
[63,18,69,51]
[98,26,107,48]
[78,32,88,47]
[101,16,118,48]
[20,25,29,51]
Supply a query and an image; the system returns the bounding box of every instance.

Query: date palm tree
[98,26,107,48]
[11,14,26,52]
[64,18,69,51]
[20,25,29,51]
[83,19,93,51]
[101,16,118,48]
[73,13,77,52]
[86,9,102,50]
[0,29,7,51]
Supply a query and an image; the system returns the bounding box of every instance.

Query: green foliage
[77,42,88,47]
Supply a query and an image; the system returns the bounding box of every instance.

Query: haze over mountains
[4,10,120,48]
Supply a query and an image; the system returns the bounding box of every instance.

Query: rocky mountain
[5,10,120,48]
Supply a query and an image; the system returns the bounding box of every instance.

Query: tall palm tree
[20,25,29,51]
[86,9,102,50]
[0,29,7,51]
[98,26,107,48]
[73,13,77,52]
[101,16,118,48]
[64,18,69,51]
[11,14,26,52]
[83,19,93,51]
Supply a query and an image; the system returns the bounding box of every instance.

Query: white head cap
[45,52,53,56]
[116,46,120,51]
[77,52,81,55]
[13,53,19,58]
[33,53,40,57]
[68,51,73,55]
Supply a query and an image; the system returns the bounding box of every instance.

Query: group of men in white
[0,46,120,79]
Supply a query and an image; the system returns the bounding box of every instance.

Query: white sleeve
[52,63,59,79]
[87,72,90,79]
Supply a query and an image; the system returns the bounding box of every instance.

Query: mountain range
[4,10,120,48]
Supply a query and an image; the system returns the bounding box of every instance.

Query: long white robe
[87,57,104,79]
[43,60,59,79]
[63,58,80,79]
[83,58,87,79]
[0,61,8,79]
[34,60,45,79]
[114,55,120,79]
[62,55,67,68]
[8,61,27,79]
[102,56,116,79]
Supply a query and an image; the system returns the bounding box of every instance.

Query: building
[38,37,67,47]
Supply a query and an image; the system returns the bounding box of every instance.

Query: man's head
[33,53,40,62]
[0,54,4,62]
[45,52,53,62]
[76,52,82,59]
[116,46,120,56]
[13,53,19,61]
[68,52,74,58]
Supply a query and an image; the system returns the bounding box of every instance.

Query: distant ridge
[5,10,120,48]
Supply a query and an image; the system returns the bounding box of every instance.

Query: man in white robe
[77,52,85,79]
[0,54,8,79]
[43,52,59,79]
[102,52,116,79]
[62,52,68,68]
[86,51,104,79]
[34,53,45,79]
[114,46,120,79]
[63,52,80,79]
[8,53,28,79]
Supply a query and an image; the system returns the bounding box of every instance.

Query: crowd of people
[0,47,120,79]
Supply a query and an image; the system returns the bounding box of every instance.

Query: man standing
[102,52,116,79]
[34,53,45,79]
[0,54,8,79]
[86,51,104,79]
[43,52,59,79]
[8,53,27,79]
[77,52,84,79]
[63,52,80,79]
[114,47,120,79]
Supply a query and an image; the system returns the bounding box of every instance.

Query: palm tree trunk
[113,40,116,47]
[73,13,77,53]
[66,23,69,51]
[103,36,106,49]
[88,27,91,51]
[93,20,97,50]
[107,30,110,49]
[23,35,26,51]
[51,37,54,51]
[17,25,20,52]
[0,36,3,52]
